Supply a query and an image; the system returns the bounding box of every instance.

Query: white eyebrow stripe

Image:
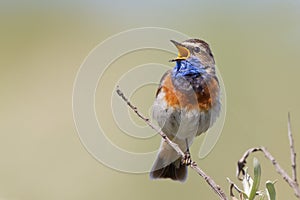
[182,42,198,47]
[182,42,208,53]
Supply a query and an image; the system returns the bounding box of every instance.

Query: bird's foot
[181,149,192,166]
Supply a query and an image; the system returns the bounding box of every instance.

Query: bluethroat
[150,39,221,182]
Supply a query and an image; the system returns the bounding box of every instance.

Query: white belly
[152,91,220,148]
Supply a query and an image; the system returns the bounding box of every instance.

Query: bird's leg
[181,138,192,166]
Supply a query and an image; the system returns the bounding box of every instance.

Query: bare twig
[227,177,244,197]
[236,115,300,198]
[116,87,183,157]
[288,113,298,184]
[237,147,292,184]
[116,86,228,200]
[189,161,228,199]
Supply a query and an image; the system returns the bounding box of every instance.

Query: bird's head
[170,39,215,65]
[170,39,216,77]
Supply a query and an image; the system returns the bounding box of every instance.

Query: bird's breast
[152,71,221,140]
[161,73,219,112]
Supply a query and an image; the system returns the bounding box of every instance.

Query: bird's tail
[150,143,187,182]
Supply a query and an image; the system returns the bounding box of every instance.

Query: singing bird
[150,39,221,182]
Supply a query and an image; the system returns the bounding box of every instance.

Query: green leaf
[249,158,261,200]
[266,181,276,200]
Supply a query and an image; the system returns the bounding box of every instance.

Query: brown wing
[155,70,172,97]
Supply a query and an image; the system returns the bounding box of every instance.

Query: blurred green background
[1,0,300,199]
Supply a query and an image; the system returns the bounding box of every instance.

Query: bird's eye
[194,47,201,53]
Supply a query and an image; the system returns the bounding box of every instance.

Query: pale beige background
[1,1,300,199]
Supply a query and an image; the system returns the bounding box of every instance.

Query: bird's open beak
[170,40,190,62]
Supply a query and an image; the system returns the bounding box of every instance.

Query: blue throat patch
[172,59,206,78]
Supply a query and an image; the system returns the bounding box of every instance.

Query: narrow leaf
[266,181,276,200]
[249,158,261,200]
